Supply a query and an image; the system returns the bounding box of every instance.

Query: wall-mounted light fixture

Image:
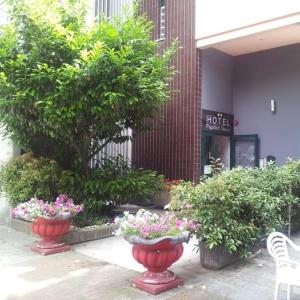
[270,99,276,114]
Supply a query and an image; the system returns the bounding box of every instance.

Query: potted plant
[153,179,183,209]
[12,194,83,255]
[180,166,300,270]
[114,209,197,294]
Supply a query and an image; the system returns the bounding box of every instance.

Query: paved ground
[1,225,300,300]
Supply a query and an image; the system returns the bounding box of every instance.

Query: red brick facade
[132,0,201,182]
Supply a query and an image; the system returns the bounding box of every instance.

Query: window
[159,0,166,39]
[95,0,133,21]
[95,0,111,20]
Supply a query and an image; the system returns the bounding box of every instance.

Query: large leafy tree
[0,0,175,176]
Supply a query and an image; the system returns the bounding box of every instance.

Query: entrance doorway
[201,133,232,175]
[200,109,259,175]
[201,133,260,175]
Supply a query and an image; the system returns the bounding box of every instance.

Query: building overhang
[196,13,300,56]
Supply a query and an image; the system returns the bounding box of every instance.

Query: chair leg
[274,282,280,300]
[287,284,292,300]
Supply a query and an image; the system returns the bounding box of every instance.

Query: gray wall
[233,43,300,164]
[202,48,234,114]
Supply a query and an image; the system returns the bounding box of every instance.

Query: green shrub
[169,181,194,211]
[59,156,164,213]
[72,212,112,228]
[0,153,62,206]
[279,160,300,230]
[0,0,175,178]
[175,162,300,257]
[2,153,164,213]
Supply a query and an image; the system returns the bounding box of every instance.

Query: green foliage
[1,153,164,214]
[59,156,164,213]
[0,152,62,206]
[72,212,112,228]
[0,0,176,175]
[174,162,300,257]
[169,181,194,211]
[0,0,174,216]
[209,156,223,176]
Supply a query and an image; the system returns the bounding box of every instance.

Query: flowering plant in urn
[12,194,83,221]
[114,209,197,240]
[115,209,198,295]
[12,194,83,255]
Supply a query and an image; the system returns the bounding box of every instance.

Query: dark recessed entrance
[201,132,232,175]
[201,109,259,175]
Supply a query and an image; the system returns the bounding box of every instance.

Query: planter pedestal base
[31,240,71,256]
[131,270,184,295]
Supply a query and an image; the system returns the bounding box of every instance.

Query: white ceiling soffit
[196,13,300,56]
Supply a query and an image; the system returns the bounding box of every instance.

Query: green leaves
[58,155,164,213]
[0,152,62,206]
[1,152,164,215]
[0,0,175,174]
[176,162,300,257]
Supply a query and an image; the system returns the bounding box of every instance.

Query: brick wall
[132,0,201,182]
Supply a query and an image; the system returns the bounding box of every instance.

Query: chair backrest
[267,232,289,262]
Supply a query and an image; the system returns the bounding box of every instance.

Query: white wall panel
[92,0,133,164]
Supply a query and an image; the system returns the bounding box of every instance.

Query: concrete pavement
[1,225,300,300]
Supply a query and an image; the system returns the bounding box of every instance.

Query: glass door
[232,135,259,168]
[201,133,231,175]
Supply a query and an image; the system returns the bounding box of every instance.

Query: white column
[0,4,14,224]
[0,133,20,224]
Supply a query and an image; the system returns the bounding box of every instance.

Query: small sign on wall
[202,109,234,134]
[204,165,212,175]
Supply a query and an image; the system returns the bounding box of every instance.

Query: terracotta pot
[31,217,71,255]
[153,191,171,208]
[127,232,190,295]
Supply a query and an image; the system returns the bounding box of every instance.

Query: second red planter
[128,232,190,295]
[31,217,71,255]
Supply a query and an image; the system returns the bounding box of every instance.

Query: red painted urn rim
[34,216,72,222]
[126,231,190,245]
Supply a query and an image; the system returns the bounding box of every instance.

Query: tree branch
[88,138,112,161]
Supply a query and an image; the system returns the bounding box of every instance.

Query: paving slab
[2,225,300,300]
[73,235,201,274]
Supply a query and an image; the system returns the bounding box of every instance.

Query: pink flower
[151,223,161,231]
[141,225,150,238]
[12,195,83,220]
[189,222,199,231]
[115,209,197,240]
[176,220,185,228]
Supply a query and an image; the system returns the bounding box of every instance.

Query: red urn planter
[31,217,71,255]
[127,232,190,295]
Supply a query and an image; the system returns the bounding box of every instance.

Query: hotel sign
[202,109,234,134]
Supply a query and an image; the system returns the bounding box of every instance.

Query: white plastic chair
[267,232,300,300]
